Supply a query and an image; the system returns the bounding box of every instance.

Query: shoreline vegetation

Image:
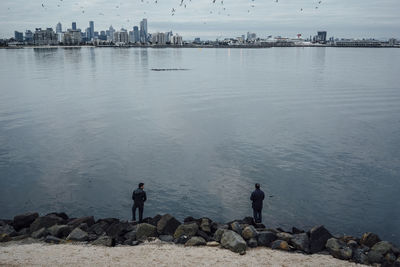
[1,212,399,266]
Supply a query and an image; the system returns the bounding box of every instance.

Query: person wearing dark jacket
[132,182,147,222]
[250,183,265,223]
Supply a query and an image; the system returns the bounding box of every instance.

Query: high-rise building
[72,22,77,31]
[171,34,183,45]
[114,31,129,44]
[151,32,166,45]
[107,25,115,41]
[25,30,33,43]
[89,21,94,41]
[14,31,24,42]
[140,18,148,43]
[56,22,62,33]
[133,26,139,43]
[33,28,58,45]
[316,31,327,43]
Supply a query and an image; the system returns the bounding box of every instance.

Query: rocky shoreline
[1,212,399,266]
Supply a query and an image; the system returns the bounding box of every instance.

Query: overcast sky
[1,0,399,40]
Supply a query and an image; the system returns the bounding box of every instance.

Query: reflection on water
[0,47,399,245]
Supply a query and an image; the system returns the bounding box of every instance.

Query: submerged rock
[13,212,39,231]
[220,230,247,254]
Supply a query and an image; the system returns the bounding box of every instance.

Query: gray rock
[92,236,114,247]
[124,230,137,241]
[67,216,95,228]
[88,234,98,241]
[173,223,198,239]
[157,214,181,236]
[371,241,393,255]
[66,228,89,241]
[200,218,211,233]
[242,225,258,240]
[247,238,258,248]
[47,225,71,238]
[136,223,158,240]
[45,235,62,244]
[78,223,89,232]
[290,233,310,253]
[30,216,64,233]
[326,238,346,258]
[185,236,206,246]
[347,240,358,250]
[257,231,277,246]
[197,230,212,242]
[206,241,220,247]
[0,224,15,235]
[276,232,293,242]
[214,228,227,243]
[292,227,305,234]
[368,249,384,264]
[340,247,353,260]
[88,221,109,236]
[360,232,381,248]
[384,252,397,265]
[230,222,242,235]
[13,212,39,231]
[45,212,69,221]
[309,225,332,253]
[353,248,369,265]
[159,235,174,242]
[175,235,189,244]
[31,227,48,239]
[16,228,30,236]
[220,230,247,254]
[0,233,11,242]
[271,240,290,251]
[11,234,30,241]
[131,241,140,246]
[106,221,130,239]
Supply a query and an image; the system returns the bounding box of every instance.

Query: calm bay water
[0,47,399,244]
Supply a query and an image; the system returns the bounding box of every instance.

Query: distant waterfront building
[56,22,62,33]
[99,31,107,41]
[89,21,94,41]
[171,34,183,45]
[33,28,57,45]
[14,31,24,42]
[151,32,166,45]
[133,26,140,43]
[389,38,397,46]
[247,32,257,42]
[72,22,77,31]
[107,25,115,41]
[63,29,82,45]
[165,31,173,43]
[114,31,129,44]
[194,37,201,44]
[335,39,381,47]
[140,18,148,43]
[25,30,33,43]
[316,31,327,43]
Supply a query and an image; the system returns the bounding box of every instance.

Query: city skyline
[1,0,400,40]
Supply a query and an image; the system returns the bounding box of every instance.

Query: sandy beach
[0,240,367,267]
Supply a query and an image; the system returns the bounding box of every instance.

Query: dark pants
[132,204,144,222]
[253,208,262,223]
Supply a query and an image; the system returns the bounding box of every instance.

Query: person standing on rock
[250,183,265,223]
[132,182,147,223]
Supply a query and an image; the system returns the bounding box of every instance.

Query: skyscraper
[72,22,77,31]
[140,19,148,43]
[89,21,94,41]
[133,26,139,43]
[56,22,62,33]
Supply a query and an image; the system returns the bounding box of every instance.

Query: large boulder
[352,248,369,265]
[257,231,277,246]
[159,235,174,242]
[247,238,258,248]
[0,224,15,235]
[368,250,384,264]
[173,223,198,239]
[47,224,71,238]
[276,232,293,242]
[271,240,290,251]
[92,235,114,247]
[214,228,227,242]
[31,227,47,239]
[200,218,211,233]
[360,232,381,248]
[136,223,158,240]
[367,241,394,264]
[326,238,346,258]
[148,214,162,226]
[45,212,69,221]
[290,233,310,253]
[309,225,332,253]
[0,233,11,242]
[157,214,181,235]
[66,228,89,241]
[30,216,63,233]
[124,230,137,241]
[45,235,63,244]
[13,212,39,231]
[230,222,242,235]
[67,216,95,228]
[185,236,206,246]
[106,221,130,239]
[220,230,247,254]
[88,221,109,236]
[242,225,258,240]
[197,230,212,242]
